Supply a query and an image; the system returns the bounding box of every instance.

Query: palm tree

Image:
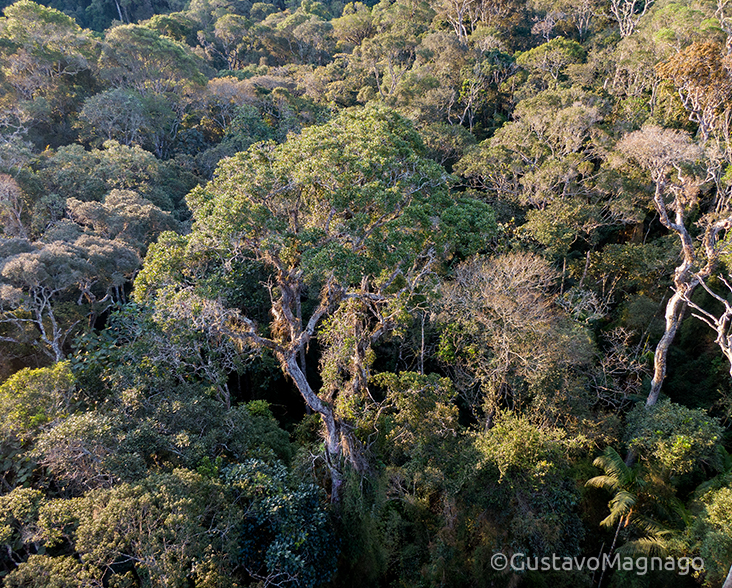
[586,446,675,586]
[587,447,640,552]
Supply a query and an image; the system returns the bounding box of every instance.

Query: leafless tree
[682,274,732,377]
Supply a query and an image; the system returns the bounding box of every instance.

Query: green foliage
[2,0,732,586]
[472,412,586,557]
[0,1,96,102]
[373,371,466,492]
[586,446,641,529]
[74,469,240,587]
[0,362,74,441]
[625,399,724,476]
[35,141,197,215]
[0,487,44,548]
[186,104,468,287]
[516,37,586,90]
[67,189,179,254]
[0,237,138,360]
[226,459,338,588]
[438,196,497,258]
[100,24,206,94]
[130,231,189,303]
[693,485,732,586]
[475,411,572,482]
[4,554,96,588]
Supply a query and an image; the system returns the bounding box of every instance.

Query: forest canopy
[0,0,731,586]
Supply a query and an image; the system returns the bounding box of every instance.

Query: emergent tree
[134,105,496,500]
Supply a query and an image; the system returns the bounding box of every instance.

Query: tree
[76,88,148,147]
[135,105,496,499]
[0,363,76,492]
[435,251,593,425]
[586,447,648,587]
[0,0,95,100]
[618,125,732,408]
[99,24,205,95]
[226,459,338,588]
[0,237,138,361]
[528,0,603,41]
[693,484,732,587]
[58,470,240,587]
[212,14,252,69]
[35,141,197,215]
[67,189,179,254]
[332,2,374,49]
[0,174,28,239]
[93,24,202,157]
[515,37,585,89]
[431,0,479,45]
[473,412,585,558]
[657,42,732,154]
[359,30,418,99]
[609,0,654,37]
[624,399,724,476]
[680,274,732,378]
[455,87,642,258]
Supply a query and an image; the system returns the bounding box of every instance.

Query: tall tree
[0,237,138,361]
[135,105,496,499]
[0,0,96,100]
[618,125,732,408]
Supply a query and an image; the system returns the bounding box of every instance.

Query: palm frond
[586,474,620,492]
[600,511,621,529]
[592,446,633,486]
[617,537,668,558]
[609,490,636,518]
[632,516,672,539]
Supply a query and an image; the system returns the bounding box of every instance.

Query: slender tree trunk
[722,563,732,588]
[643,181,697,409]
[646,289,688,407]
[597,518,623,588]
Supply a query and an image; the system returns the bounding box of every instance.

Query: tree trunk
[597,518,623,588]
[722,563,732,588]
[646,289,687,407]
[283,353,343,502]
[643,180,697,409]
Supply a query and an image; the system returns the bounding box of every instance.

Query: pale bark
[722,563,732,588]
[284,352,344,501]
[609,0,654,37]
[683,275,732,377]
[645,176,702,408]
